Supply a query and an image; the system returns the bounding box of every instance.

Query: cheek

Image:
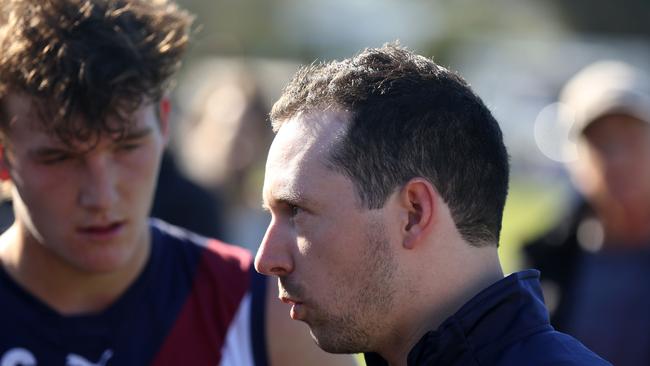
[11,164,76,213]
[10,169,75,241]
[295,215,340,257]
[120,145,163,186]
[629,145,650,176]
[16,162,70,187]
[297,218,365,277]
[571,149,604,196]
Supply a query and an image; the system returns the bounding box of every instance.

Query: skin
[0,93,168,314]
[257,110,399,353]
[256,110,503,366]
[265,276,360,366]
[0,93,356,366]
[571,114,650,245]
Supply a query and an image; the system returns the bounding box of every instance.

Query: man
[524,61,650,366]
[255,44,611,366]
[0,1,356,365]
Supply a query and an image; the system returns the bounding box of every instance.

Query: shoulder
[150,218,252,270]
[148,219,264,365]
[150,219,255,310]
[496,329,612,366]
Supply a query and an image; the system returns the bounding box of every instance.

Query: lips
[278,284,304,306]
[278,280,308,320]
[279,294,306,320]
[76,221,125,240]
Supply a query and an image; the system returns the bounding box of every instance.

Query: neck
[379,246,503,366]
[0,222,150,315]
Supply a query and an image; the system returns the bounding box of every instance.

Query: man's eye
[40,154,73,164]
[289,204,302,217]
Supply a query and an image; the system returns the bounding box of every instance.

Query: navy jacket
[365,270,611,366]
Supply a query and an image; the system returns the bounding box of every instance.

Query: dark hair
[271,43,509,246]
[0,0,192,145]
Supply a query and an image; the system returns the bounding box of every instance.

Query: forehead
[264,110,349,200]
[2,93,155,148]
[582,115,650,145]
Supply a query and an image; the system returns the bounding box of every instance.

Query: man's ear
[158,97,171,145]
[398,178,437,249]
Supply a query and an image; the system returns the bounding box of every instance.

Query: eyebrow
[29,127,153,158]
[117,126,153,141]
[29,147,75,159]
[262,189,316,212]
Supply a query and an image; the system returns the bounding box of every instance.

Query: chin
[309,324,370,355]
[75,257,130,274]
[72,247,138,274]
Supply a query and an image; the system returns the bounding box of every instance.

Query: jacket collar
[365,270,551,366]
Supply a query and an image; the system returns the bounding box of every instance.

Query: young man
[524,61,650,366]
[0,1,355,365]
[255,44,611,366]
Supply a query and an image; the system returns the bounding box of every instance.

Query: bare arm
[265,277,359,366]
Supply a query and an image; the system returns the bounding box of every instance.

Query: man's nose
[78,153,119,211]
[255,217,294,276]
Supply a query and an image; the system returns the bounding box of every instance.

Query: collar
[365,270,551,366]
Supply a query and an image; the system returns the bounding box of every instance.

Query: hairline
[0,93,164,145]
[272,106,408,211]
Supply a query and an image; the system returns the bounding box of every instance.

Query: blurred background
[1,0,647,364]
[163,0,650,268]
[146,2,650,364]
[151,2,650,364]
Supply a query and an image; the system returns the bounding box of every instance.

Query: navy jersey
[0,219,268,366]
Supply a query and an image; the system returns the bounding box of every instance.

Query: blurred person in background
[151,149,225,239]
[255,43,610,366]
[170,62,274,250]
[524,60,650,366]
[0,1,356,365]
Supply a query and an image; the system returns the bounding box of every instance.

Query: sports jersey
[0,219,268,366]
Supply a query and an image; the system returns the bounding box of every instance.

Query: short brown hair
[271,44,510,247]
[0,0,192,145]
